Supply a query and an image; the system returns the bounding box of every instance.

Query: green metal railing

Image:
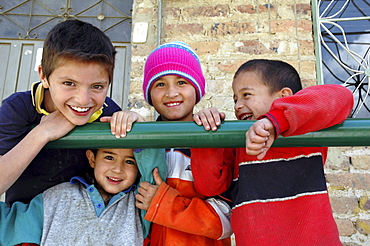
[45,119,370,149]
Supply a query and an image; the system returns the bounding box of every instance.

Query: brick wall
[130,0,370,245]
[326,147,370,245]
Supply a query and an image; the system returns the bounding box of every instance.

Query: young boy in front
[121,41,232,245]
[0,148,143,245]
[191,59,354,245]
[0,19,126,205]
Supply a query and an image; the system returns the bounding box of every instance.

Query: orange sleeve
[144,182,225,239]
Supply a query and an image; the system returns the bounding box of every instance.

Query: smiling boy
[86,149,139,200]
[39,60,110,125]
[0,19,122,205]
[192,59,354,245]
[0,148,143,245]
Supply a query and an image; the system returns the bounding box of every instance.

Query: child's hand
[39,110,76,142]
[135,168,163,211]
[193,107,226,131]
[100,111,145,138]
[246,118,276,160]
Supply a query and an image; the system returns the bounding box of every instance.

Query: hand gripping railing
[45,118,370,149]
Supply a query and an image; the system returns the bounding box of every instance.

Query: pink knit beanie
[143,41,206,105]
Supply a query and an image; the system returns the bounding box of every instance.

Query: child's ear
[38,66,49,89]
[281,87,293,97]
[86,150,96,168]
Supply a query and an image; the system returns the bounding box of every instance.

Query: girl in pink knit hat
[112,41,232,246]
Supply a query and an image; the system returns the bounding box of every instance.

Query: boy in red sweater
[192,59,354,245]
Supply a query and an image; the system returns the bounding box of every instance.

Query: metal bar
[45,119,370,149]
[320,16,370,22]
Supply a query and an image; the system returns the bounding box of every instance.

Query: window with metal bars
[312,0,370,118]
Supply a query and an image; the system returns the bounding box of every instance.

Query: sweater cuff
[261,108,289,137]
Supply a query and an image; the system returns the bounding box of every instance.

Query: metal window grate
[0,0,132,42]
[312,0,370,118]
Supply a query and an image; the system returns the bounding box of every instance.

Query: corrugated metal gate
[0,0,133,109]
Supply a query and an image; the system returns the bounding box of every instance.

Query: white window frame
[312,0,370,117]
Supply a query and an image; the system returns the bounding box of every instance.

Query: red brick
[297,20,313,32]
[237,5,257,14]
[270,20,312,34]
[210,22,255,36]
[293,4,311,15]
[270,20,296,33]
[237,40,274,55]
[165,7,181,19]
[185,5,229,17]
[236,4,272,14]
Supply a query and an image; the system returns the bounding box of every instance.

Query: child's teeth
[71,106,89,112]
[109,177,122,181]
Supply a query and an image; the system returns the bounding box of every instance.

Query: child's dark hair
[234,59,302,94]
[41,19,116,82]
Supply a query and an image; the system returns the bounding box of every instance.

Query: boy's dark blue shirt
[0,86,121,205]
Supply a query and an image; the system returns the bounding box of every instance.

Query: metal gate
[0,0,133,109]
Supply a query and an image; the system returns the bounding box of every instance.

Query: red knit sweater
[192,84,354,245]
